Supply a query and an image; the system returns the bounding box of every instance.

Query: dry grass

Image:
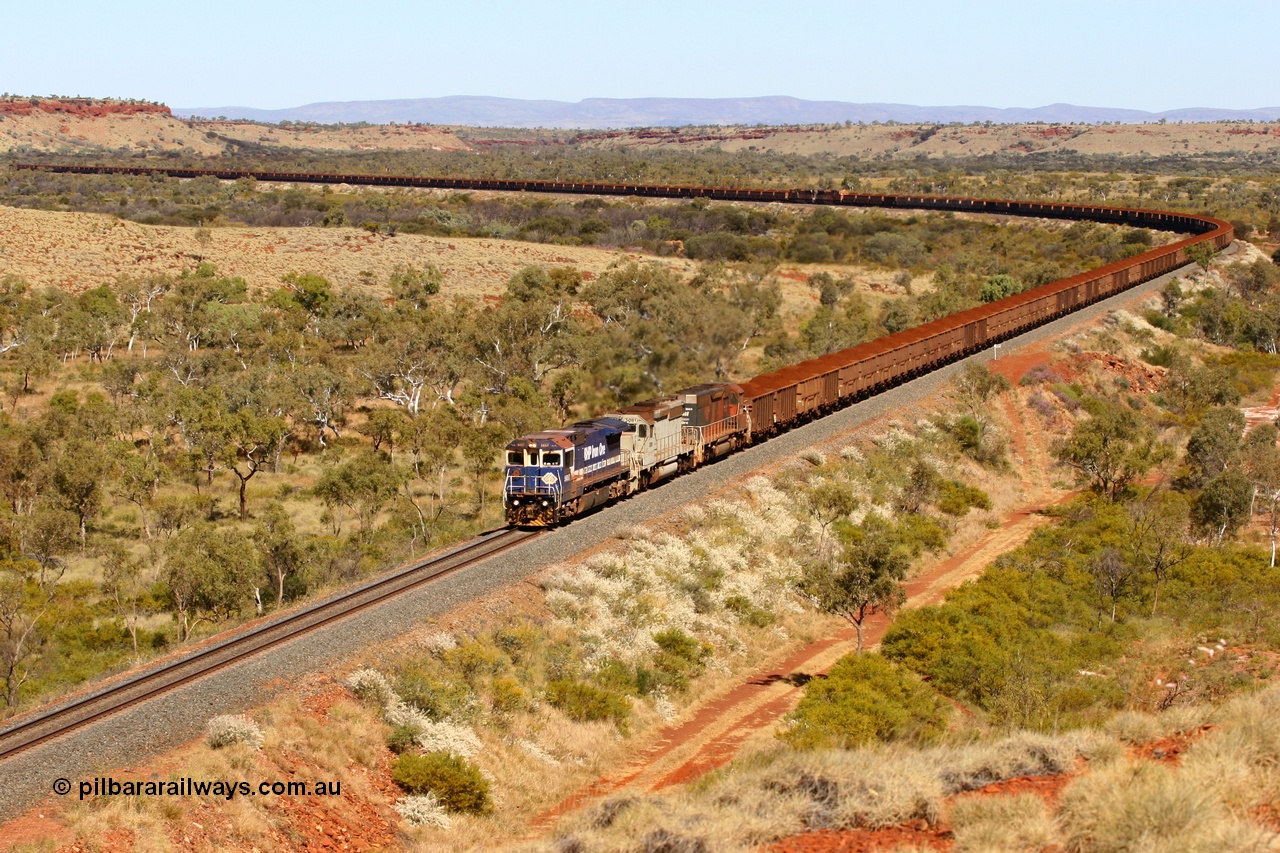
[9,105,1280,162]
[950,792,1059,853]
[577,121,1280,160]
[528,729,1115,852]
[1057,759,1269,853]
[63,691,393,851]
[34,385,1051,851]
[0,204,662,296]
[0,110,468,156]
[1102,699,1215,747]
[521,699,1280,853]
[1182,685,1280,813]
[937,731,1099,794]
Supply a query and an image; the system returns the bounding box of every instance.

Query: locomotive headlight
[541,500,549,507]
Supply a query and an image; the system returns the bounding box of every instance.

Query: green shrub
[493,621,542,663]
[937,480,992,516]
[593,656,647,696]
[391,752,492,815]
[544,679,631,729]
[386,723,420,755]
[685,231,751,261]
[444,638,506,683]
[634,665,655,696]
[1143,309,1176,332]
[651,628,713,692]
[488,676,527,714]
[396,666,472,721]
[782,653,950,750]
[725,594,775,627]
[1141,343,1178,367]
[1214,351,1280,397]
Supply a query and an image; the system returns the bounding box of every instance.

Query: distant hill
[173,96,1280,128]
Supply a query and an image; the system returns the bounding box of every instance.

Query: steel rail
[0,527,541,761]
[0,162,1233,760]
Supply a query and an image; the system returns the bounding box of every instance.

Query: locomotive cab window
[564,450,574,468]
[506,451,523,466]
[543,452,562,466]
[527,451,540,466]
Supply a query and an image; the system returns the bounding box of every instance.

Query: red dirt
[56,829,135,853]
[532,492,1067,826]
[985,345,1055,384]
[299,679,354,720]
[1242,382,1280,430]
[1254,802,1280,832]
[957,772,1075,805]
[0,809,76,850]
[531,336,1106,838]
[5,283,1190,851]
[528,624,855,826]
[1132,724,1214,766]
[1070,351,1162,392]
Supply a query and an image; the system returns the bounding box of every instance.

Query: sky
[3,0,1276,111]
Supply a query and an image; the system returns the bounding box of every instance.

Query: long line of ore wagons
[500,198,1231,526]
[9,164,1232,527]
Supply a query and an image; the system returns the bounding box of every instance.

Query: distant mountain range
[172,96,1280,129]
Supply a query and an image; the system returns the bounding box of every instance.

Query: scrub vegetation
[46,245,1280,851]
[4,136,1280,848]
[0,162,1171,715]
[528,250,1280,852]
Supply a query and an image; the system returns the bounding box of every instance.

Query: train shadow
[749,672,816,687]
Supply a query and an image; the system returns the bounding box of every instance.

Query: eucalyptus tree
[288,362,350,448]
[253,502,304,607]
[389,263,443,311]
[359,301,472,413]
[51,439,114,550]
[1052,398,1169,501]
[222,409,289,520]
[314,450,404,539]
[0,555,63,708]
[165,523,259,640]
[117,274,171,353]
[799,513,923,653]
[470,267,585,393]
[157,264,249,351]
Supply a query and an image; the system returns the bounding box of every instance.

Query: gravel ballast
[0,257,1220,820]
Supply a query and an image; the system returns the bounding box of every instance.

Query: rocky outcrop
[0,97,170,117]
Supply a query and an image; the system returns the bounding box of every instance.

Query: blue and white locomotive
[503,384,747,526]
[502,417,633,526]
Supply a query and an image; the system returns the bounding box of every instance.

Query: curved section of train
[13,163,1234,526]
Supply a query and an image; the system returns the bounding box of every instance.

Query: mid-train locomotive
[501,208,1233,526]
[8,164,1232,527]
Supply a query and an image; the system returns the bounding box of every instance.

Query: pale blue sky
[4,0,1276,110]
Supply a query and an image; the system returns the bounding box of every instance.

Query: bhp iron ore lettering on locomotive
[11,166,1232,527]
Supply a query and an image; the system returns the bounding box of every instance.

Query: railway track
[0,163,1230,772]
[0,262,1207,819]
[0,527,541,762]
